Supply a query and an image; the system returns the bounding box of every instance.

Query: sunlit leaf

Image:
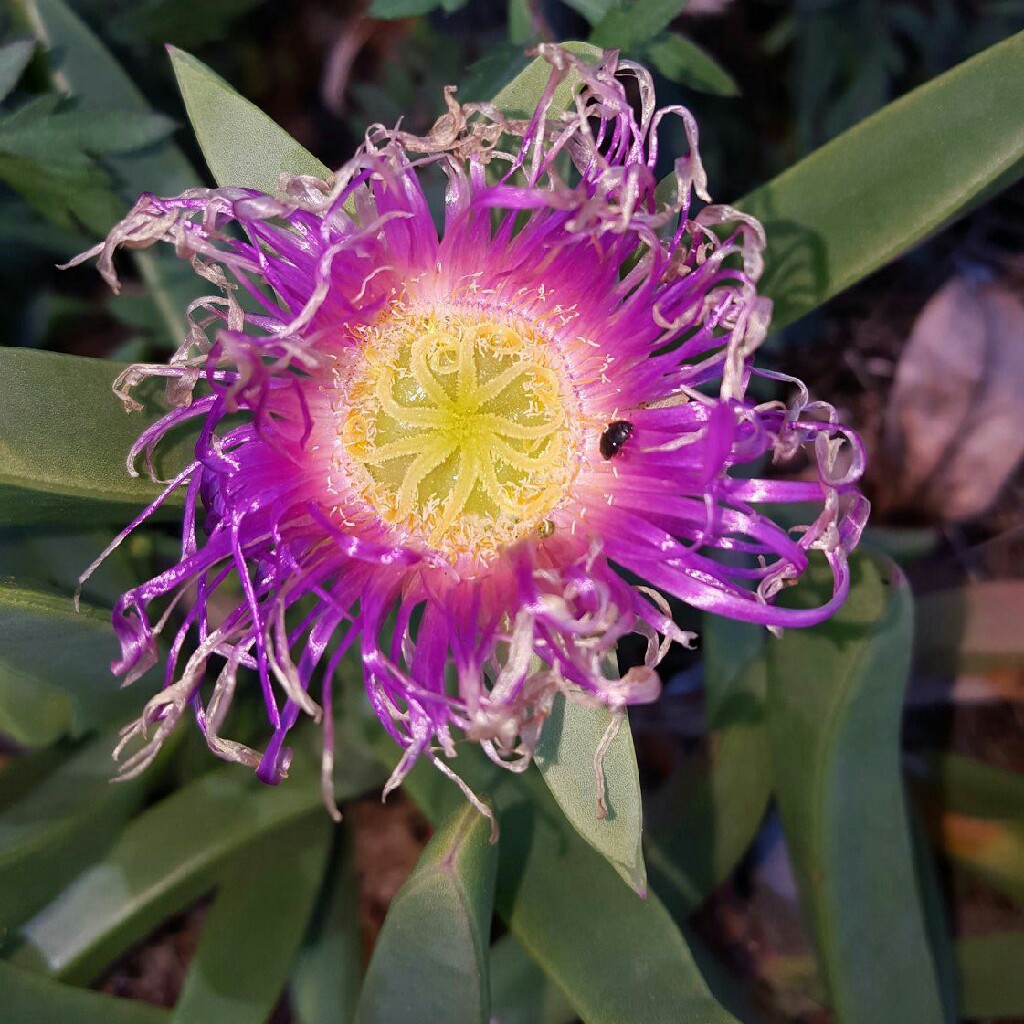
[535,693,646,895]
[0,348,193,525]
[0,960,168,1024]
[491,41,603,118]
[168,46,329,193]
[12,744,382,984]
[739,30,1024,330]
[171,813,333,1024]
[766,554,946,1023]
[355,802,498,1024]
[373,740,741,1024]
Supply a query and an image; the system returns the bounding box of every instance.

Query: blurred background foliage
[0,1,1023,1023]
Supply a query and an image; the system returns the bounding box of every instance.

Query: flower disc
[341,304,582,563]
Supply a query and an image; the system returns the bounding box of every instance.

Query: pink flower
[73,46,866,817]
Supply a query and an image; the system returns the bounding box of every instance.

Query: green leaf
[0,149,121,234]
[0,960,168,1024]
[645,32,739,96]
[646,721,772,916]
[491,41,603,119]
[956,933,1024,1019]
[27,0,196,197]
[171,813,333,1024]
[0,39,35,104]
[766,554,946,1024]
[368,0,444,17]
[354,802,498,1024]
[0,743,69,807]
[12,744,382,984]
[489,935,576,1024]
[0,732,154,931]
[25,0,205,343]
[0,348,194,525]
[382,745,741,1024]
[645,615,771,915]
[589,0,690,50]
[168,46,329,193]
[291,831,362,1024]
[0,580,142,745]
[738,30,1024,331]
[701,613,767,730]
[534,692,647,895]
[0,110,176,159]
[559,0,616,26]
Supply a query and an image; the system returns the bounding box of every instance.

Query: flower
[73,46,866,821]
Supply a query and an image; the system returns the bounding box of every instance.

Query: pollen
[340,303,582,564]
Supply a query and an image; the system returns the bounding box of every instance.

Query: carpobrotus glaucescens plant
[74,46,867,821]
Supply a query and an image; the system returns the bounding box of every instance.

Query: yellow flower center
[341,304,581,564]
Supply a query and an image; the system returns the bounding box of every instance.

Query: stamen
[340,302,583,564]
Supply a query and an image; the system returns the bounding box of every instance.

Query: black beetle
[599,420,634,459]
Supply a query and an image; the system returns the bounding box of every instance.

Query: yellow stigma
[341,304,580,563]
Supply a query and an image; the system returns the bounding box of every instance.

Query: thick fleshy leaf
[905,800,959,1024]
[379,744,741,1024]
[646,721,772,917]
[489,935,576,1024]
[0,580,141,745]
[956,933,1024,1019]
[0,39,35,103]
[646,615,771,915]
[0,744,68,807]
[645,33,739,96]
[0,960,168,1024]
[534,693,646,895]
[354,802,498,1024]
[12,744,382,984]
[0,348,193,524]
[766,554,946,1023]
[171,813,333,1024]
[491,41,603,118]
[168,46,329,193]
[738,30,1024,331]
[0,733,154,931]
[290,832,362,1024]
[0,525,145,608]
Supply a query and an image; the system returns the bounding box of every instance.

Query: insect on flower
[70,45,867,825]
[599,420,635,460]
